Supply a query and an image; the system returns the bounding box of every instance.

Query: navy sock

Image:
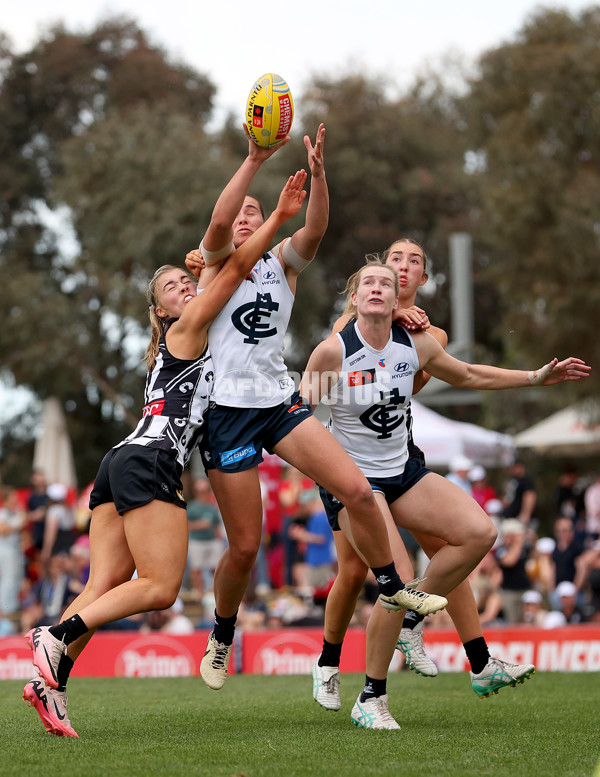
[213,610,237,646]
[463,637,490,674]
[319,639,343,668]
[402,610,425,630]
[371,562,403,597]
[49,614,89,646]
[360,675,387,702]
[56,654,74,692]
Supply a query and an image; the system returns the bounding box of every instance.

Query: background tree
[0,18,216,484]
[461,6,600,425]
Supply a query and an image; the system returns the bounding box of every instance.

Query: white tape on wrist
[199,238,234,265]
[528,363,552,385]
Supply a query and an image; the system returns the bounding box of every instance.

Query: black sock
[213,610,237,646]
[402,610,425,630]
[319,639,343,668]
[463,637,490,674]
[49,614,89,646]
[360,675,387,702]
[56,654,74,692]
[371,562,403,597]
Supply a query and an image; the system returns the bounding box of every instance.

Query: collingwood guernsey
[115,326,213,470]
[207,251,295,408]
[326,320,420,478]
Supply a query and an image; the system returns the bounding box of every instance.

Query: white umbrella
[33,397,77,487]
[513,401,600,457]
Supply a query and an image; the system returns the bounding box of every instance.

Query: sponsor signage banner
[2,626,599,680]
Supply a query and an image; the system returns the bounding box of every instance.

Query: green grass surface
[2,672,599,777]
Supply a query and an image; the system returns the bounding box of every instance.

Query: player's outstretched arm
[202,125,291,254]
[286,124,328,265]
[183,169,307,331]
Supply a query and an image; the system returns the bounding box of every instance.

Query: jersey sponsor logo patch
[394,362,410,373]
[378,359,386,367]
[348,368,376,387]
[220,443,257,467]
[143,400,165,417]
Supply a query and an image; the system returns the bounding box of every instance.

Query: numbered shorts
[89,446,187,516]
[200,391,313,473]
[319,456,432,531]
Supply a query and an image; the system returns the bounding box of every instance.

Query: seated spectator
[552,580,588,624]
[525,536,556,597]
[469,465,498,511]
[521,589,549,626]
[445,456,473,495]
[20,553,79,632]
[141,598,195,635]
[552,516,585,588]
[495,519,532,624]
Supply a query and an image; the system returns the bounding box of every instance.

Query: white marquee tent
[409,400,514,469]
[513,401,600,458]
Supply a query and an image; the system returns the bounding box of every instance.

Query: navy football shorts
[319,456,432,531]
[200,391,312,473]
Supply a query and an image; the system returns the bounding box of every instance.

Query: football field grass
[2,672,599,777]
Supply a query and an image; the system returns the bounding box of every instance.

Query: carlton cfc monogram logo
[359,388,405,439]
[231,293,280,344]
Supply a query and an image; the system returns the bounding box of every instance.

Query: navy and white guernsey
[207,252,295,408]
[114,326,214,470]
[326,320,420,478]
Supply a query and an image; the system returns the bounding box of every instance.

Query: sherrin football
[246,73,294,149]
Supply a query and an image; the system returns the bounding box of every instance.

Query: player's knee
[340,479,375,513]
[473,517,497,554]
[228,541,260,573]
[151,583,181,611]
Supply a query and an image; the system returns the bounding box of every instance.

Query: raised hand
[243,123,290,162]
[304,123,326,178]
[275,169,308,219]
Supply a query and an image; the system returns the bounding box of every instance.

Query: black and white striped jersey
[114,330,214,470]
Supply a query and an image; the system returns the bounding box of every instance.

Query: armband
[278,238,312,273]
[528,363,552,385]
[199,238,234,266]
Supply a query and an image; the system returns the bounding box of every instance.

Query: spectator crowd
[1,457,599,639]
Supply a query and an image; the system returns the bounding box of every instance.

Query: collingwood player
[23,170,309,738]
[187,125,448,694]
[300,258,590,729]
